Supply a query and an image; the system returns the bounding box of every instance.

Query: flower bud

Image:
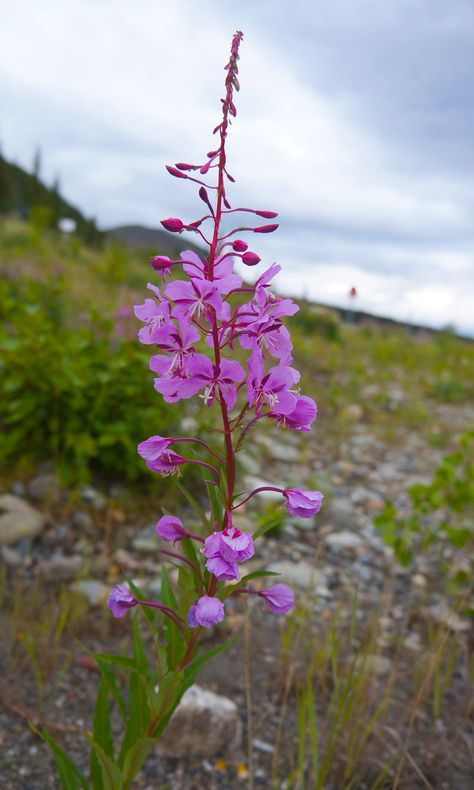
[254,224,279,233]
[175,162,197,171]
[232,239,248,252]
[166,165,188,179]
[199,186,209,203]
[150,255,173,273]
[161,218,184,233]
[242,251,261,266]
[256,210,278,218]
[200,161,211,174]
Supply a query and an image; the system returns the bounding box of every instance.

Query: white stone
[325,531,364,550]
[243,477,282,501]
[0,494,46,545]
[156,684,241,758]
[70,579,109,606]
[266,560,327,591]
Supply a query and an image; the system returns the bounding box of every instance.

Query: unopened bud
[166,165,188,179]
[150,255,173,272]
[200,161,211,175]
[256,210,278,218]
[242,251,261,266]
[161,218,184,233]
[232,240,248,252]
[254,224,279,234]
[175,162,198,171]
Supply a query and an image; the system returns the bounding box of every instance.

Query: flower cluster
[108,30,323,635]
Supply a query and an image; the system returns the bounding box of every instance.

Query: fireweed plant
[39,31,323,788]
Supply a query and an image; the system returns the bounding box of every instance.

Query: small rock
[114,548,140,571]
[257,435,299,462]
[266,560,327,591]
[342,403,364,422]
[237,452,261,476]
[325,531,364,550]
[27,473,60,502]
[324,497,358,530]
[80,486,107,511]
[1,545,23,567]
[70,579,109,606]
[132,535,158,554]
[0,494,46,546]
[156,685,241,758]
[411,573,427,589]
[39,553,83,583]
[426,603,471,634]
[11,481,26,497]
[252,738,274,754]
[359,654,393,676]
[243,477,283,501]
[72,511,95,535]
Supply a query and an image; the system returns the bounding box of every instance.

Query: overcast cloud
[1,0,473,332]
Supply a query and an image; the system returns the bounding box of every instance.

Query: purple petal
[188,596,225,628]
[156,515,187,542]
[108,585,137,618]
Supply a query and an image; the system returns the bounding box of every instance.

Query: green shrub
[374,429,473,602]
[0,276,182,483]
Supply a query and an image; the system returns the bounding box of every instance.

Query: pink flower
[203,521,254,581]
[137,435,173,462]
[220,525,254,561]
[283,489,324,518]
[181,250,242,294]
[108,586,138,618]
[166,278,226,321]
[188,596,225,628]
[185,355,245,410]
[156,515,188,542]
[149,317,200,377]
[203,531,239,580]
[259,583,294,614]
[270,396,317,432]
[247,347,300,416]
[134,294,171,345]
[146,450,186,476]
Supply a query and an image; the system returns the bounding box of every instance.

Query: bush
[0,276,182,483]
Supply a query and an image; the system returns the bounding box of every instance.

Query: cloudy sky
[2,0,474,333]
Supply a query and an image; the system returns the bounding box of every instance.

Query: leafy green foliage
[0,275,182,483]
[374,429,473,593]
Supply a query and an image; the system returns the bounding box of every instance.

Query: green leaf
[90,678,114,789]
[122,737,156,787]
[92,655,127,721]
[85,735,123,790]
[253,516,285,539]
[92,653,137,672]
[132,613,148,675]
[446,526,471,548]
[118,670,152,768]
[239,570,281,584]
[127,578,156,628]
[30,725,89,790]
[160,566,178,610]
[177,481,210,531]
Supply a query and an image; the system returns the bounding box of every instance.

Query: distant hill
[105,224,203,258]
[0,153,102,245]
